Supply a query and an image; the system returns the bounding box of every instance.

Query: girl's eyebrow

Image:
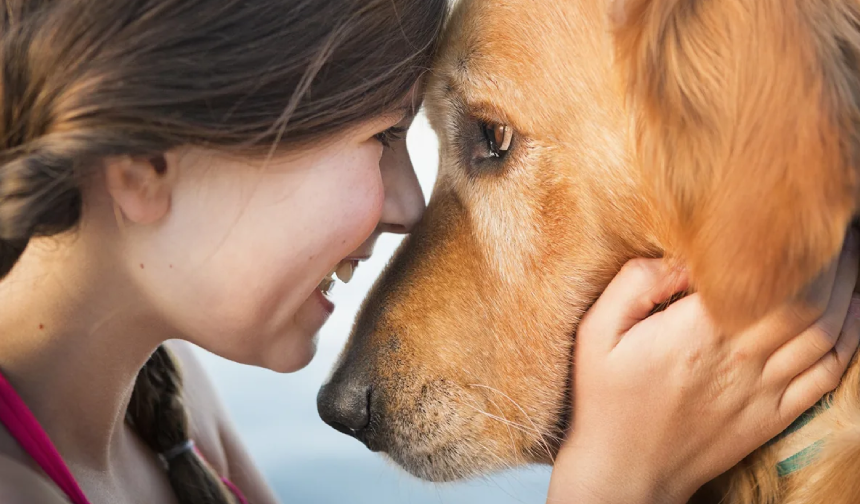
[369,106,411,130]
[405,93,425,116]
[380,90,424,125]
[388,105,415,124]
[400,82,426,117]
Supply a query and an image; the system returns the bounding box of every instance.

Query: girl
[0,1,856,503]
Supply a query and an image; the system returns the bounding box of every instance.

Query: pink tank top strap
[0,369,250,504]
[192,444,250,504]
[0,369,91,504]
[221,476,250,504]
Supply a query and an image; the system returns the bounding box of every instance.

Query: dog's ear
[613,0,860,331]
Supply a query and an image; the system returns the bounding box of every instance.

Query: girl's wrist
[548,441,694,504]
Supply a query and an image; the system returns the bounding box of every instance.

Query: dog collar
[767,395,832,478]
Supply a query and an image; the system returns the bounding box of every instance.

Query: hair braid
[127,346,236,504]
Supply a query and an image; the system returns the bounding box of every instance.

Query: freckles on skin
[130,128,390,370]
[333,147,386,246]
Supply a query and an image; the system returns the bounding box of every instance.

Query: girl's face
[121,102,424,372]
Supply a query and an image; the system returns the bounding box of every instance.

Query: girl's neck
[0,236,170,470]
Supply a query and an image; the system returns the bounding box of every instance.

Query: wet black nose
[317,379,372,441]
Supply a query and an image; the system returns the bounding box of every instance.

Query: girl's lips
[313,287,335,315]
[306,255,372,329]
[345,255,371,261]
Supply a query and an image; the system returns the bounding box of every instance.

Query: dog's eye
[481,122,513,158]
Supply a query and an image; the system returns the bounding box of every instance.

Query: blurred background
[191,112,553,503]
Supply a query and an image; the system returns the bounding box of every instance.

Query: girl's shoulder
[0,456,68,504]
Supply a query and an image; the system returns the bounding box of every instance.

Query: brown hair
[0,0,447,502]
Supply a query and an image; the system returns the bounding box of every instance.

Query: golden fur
[326,1,860,502]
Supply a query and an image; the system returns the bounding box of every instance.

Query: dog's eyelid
[469,105,511,127]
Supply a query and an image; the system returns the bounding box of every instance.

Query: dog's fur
[324,1,860,502]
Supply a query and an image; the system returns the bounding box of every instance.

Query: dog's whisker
[457,401,540,436]
[472,393,526,467]
[467,383,557,463]
[455,396,543,468]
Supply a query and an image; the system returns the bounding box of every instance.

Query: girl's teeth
[319,261,358,294]
[336,260,355,283]
[319,273,335,295]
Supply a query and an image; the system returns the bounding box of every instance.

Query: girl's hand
[547,231,860,504]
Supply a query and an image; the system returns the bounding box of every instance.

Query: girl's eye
[375,126,407,148]
[480,122,513,158]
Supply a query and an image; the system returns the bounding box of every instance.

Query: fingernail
[661,258,686,275]
[662,261,689,287]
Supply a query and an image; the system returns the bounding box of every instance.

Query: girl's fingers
[777,297,860,422]
[578,259,689,353]
[761,249,858,385]
[744,230,857,360]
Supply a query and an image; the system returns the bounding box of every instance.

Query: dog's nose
[317,379,372,441]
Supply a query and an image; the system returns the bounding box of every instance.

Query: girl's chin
[211,288,331,372]
[259,328,319,373]
[257,289,332,371]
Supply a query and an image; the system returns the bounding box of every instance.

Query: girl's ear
[613,0,860,331]
[105,154,174,225]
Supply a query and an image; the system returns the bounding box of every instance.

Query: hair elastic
[160,439,195,464]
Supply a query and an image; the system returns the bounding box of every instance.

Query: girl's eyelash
[375,126,407,148]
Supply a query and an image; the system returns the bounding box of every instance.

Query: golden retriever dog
[318,1,860,502]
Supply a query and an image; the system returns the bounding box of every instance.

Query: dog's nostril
[317,382,372,439]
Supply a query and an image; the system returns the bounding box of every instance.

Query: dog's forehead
[429,0,618,133]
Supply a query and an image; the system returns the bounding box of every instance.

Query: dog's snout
[317,378,373,442]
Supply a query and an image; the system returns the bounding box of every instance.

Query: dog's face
[319,0,860,482]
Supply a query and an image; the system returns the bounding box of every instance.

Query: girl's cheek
[347,151,386,238]
[351,170,385,244]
